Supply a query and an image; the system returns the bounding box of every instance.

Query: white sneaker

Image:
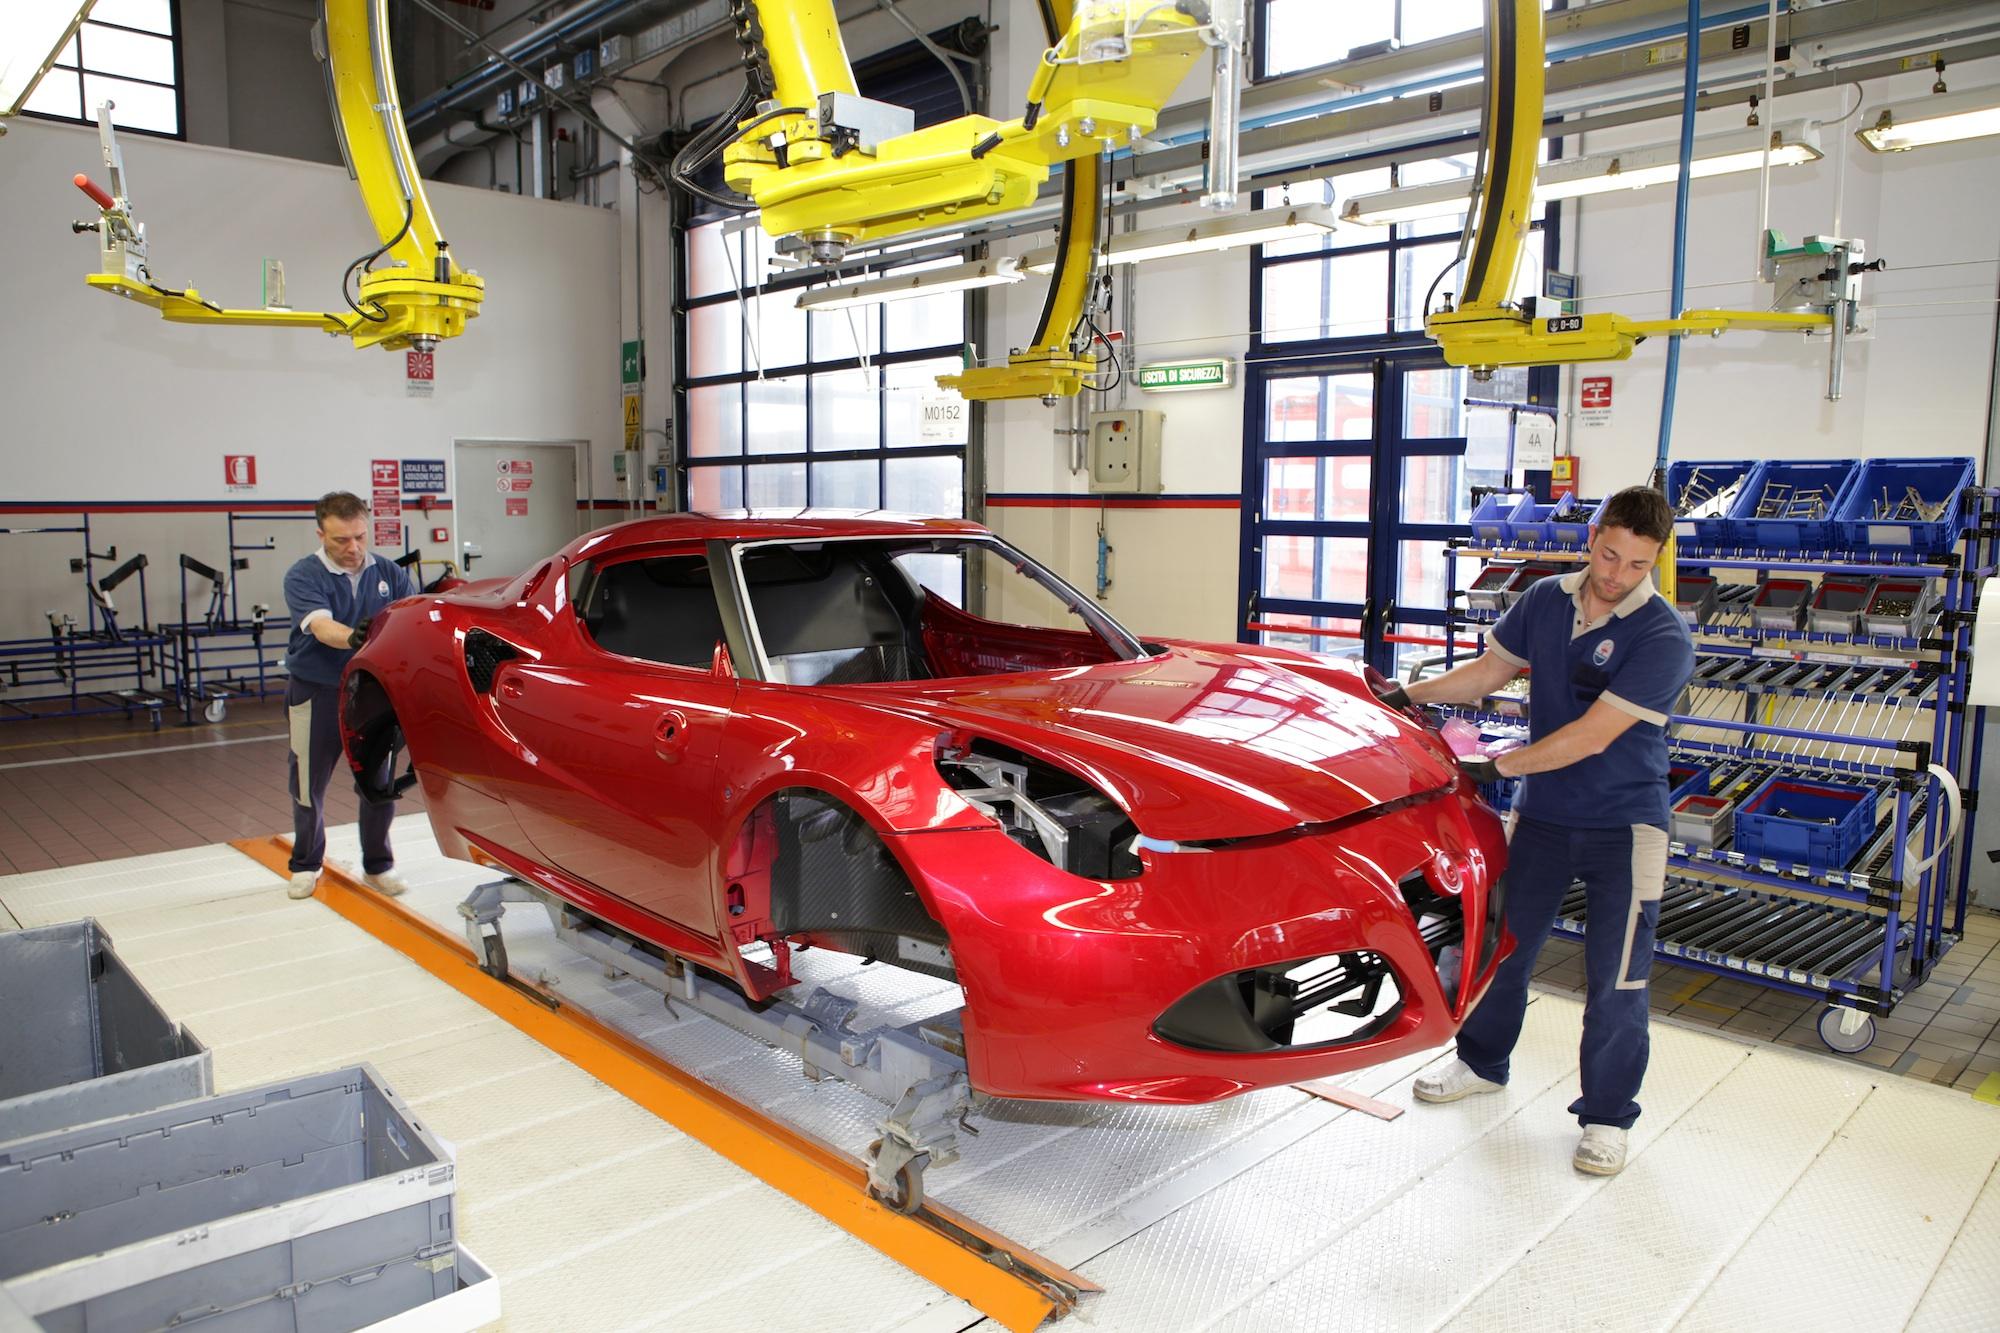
[363,870,409,898]
[287,871,319,900]
[1412,1058,1505,1104]
[1574,1124,1628,1176]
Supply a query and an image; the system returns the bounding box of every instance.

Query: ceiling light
[795,258,1023,311]
[1017,203,1341,273]
[0,2,95,119]
[1341,122,1822,225]
[1857,85,2000,152]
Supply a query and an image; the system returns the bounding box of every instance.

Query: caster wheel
[204,698,228,723]
[866,1141,929,1215]
[1818,1006,1876,1055]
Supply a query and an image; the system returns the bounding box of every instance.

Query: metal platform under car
[461,875,980,1213]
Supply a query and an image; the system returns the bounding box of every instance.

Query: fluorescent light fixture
[1017,203,1341,274]
[1857,85,2000,152]
[795,258,1023,311]
[0,2,96,118]
[1342,122,1822,225]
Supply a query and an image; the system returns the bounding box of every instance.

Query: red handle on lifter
[74,174,115,209]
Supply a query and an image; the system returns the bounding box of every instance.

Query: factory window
[1256,0,1551,79]
[678,219,969,518]
[21,0,183,137]
[1240,140,1560,676]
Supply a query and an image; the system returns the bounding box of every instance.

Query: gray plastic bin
[0,1064,462,1332]
[0,920,210,1145]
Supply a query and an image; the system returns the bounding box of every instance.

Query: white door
[454,440,585,580]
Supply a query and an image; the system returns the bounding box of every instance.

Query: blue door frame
[1238,351,1555,674]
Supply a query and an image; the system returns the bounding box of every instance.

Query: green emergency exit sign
[621,339,643,384]
[1137,358,1232,392]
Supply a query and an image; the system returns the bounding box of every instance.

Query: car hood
[877,647,1458,840]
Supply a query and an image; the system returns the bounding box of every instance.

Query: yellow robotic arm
[1426,0,1854,378]
[709,0,1237,401]
[72,0,482,353]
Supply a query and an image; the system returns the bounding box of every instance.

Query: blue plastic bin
[1546,496,1601,547]
[1729,460,1860,551]
[1665,461,1756,546]
[1668,763,1710,805]
[1732,775,1874,872]
[1470,489,1534,546]
[1510,495,1575,547]
[1833,456,1976,551]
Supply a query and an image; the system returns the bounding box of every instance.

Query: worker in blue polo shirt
[281,491,418,901]
[1381,485,1694,1177]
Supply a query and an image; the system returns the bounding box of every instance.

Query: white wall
[0,117,621,637]
[1553,67,2000,488]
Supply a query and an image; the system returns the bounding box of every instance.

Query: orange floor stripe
[231,836,1087,1329]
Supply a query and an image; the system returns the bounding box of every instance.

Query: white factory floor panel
[5,820,1999,1333]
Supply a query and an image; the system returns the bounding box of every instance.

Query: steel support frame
[458,875,976,1212]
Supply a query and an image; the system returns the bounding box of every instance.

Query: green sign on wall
[1136,358,1232,392]
[621,339,644,384]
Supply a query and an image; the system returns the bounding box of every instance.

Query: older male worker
[280,492,418,900]
[1378,485,1694,1176]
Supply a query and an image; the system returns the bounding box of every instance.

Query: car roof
[561,510,992,562]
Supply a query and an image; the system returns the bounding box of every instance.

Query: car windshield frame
[719,533,1149,683]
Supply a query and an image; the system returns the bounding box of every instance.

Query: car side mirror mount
[711,641,734,679]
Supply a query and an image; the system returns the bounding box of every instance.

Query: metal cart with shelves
[0,517,168,726]
[1436,483,1993,1053]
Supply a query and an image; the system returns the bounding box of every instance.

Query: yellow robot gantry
[71,0,482,354]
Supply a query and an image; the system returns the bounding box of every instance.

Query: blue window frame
[1239,155,1560,677]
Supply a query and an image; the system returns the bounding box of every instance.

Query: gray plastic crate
[1672,794,1734,850]
[0,920,210,1145]
[1,1064,462,1332]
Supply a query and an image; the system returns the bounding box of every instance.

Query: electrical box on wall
[1087,410,1165,494]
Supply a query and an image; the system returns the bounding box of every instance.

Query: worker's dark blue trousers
[1453,815,1668,1130]
[286,677,395,876]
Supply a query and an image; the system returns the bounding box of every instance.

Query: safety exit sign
[1136,358,1233,392]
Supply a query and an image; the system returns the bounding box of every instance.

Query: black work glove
[1371,678,1413,711]
[346,616,372,650]
[1458,753,1503,785]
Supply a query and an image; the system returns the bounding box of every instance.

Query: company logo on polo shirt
[378,579,389,597]
[1592,638,1615,666]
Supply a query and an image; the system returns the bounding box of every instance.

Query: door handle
[654,709,689,760]
[499,677,523,701]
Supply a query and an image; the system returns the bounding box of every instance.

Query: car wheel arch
[721,784,959,982]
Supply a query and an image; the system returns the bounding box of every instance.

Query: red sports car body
[342,513,1510,1104]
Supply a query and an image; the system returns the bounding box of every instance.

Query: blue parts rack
[1439,464,1991,1055]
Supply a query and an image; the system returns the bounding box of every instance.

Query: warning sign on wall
[505,497,529,517]
[1580,375,1613,428]
[224,455,257,490]
[406,350,434,398]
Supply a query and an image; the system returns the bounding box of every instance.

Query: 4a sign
[1136,358,1233,392]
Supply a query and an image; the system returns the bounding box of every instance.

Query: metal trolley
[1439,481,1994,1054]
[0,516,167,727]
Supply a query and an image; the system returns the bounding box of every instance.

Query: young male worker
[1377,485,1694,1176]
[281,491,418,901]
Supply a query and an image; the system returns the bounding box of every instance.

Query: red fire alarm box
[431,527,449,543]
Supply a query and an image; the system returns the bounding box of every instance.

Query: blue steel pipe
[1654,0,1702,481]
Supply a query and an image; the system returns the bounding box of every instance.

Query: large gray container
[0,1064,464,1332]
[0,920,210,1144]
